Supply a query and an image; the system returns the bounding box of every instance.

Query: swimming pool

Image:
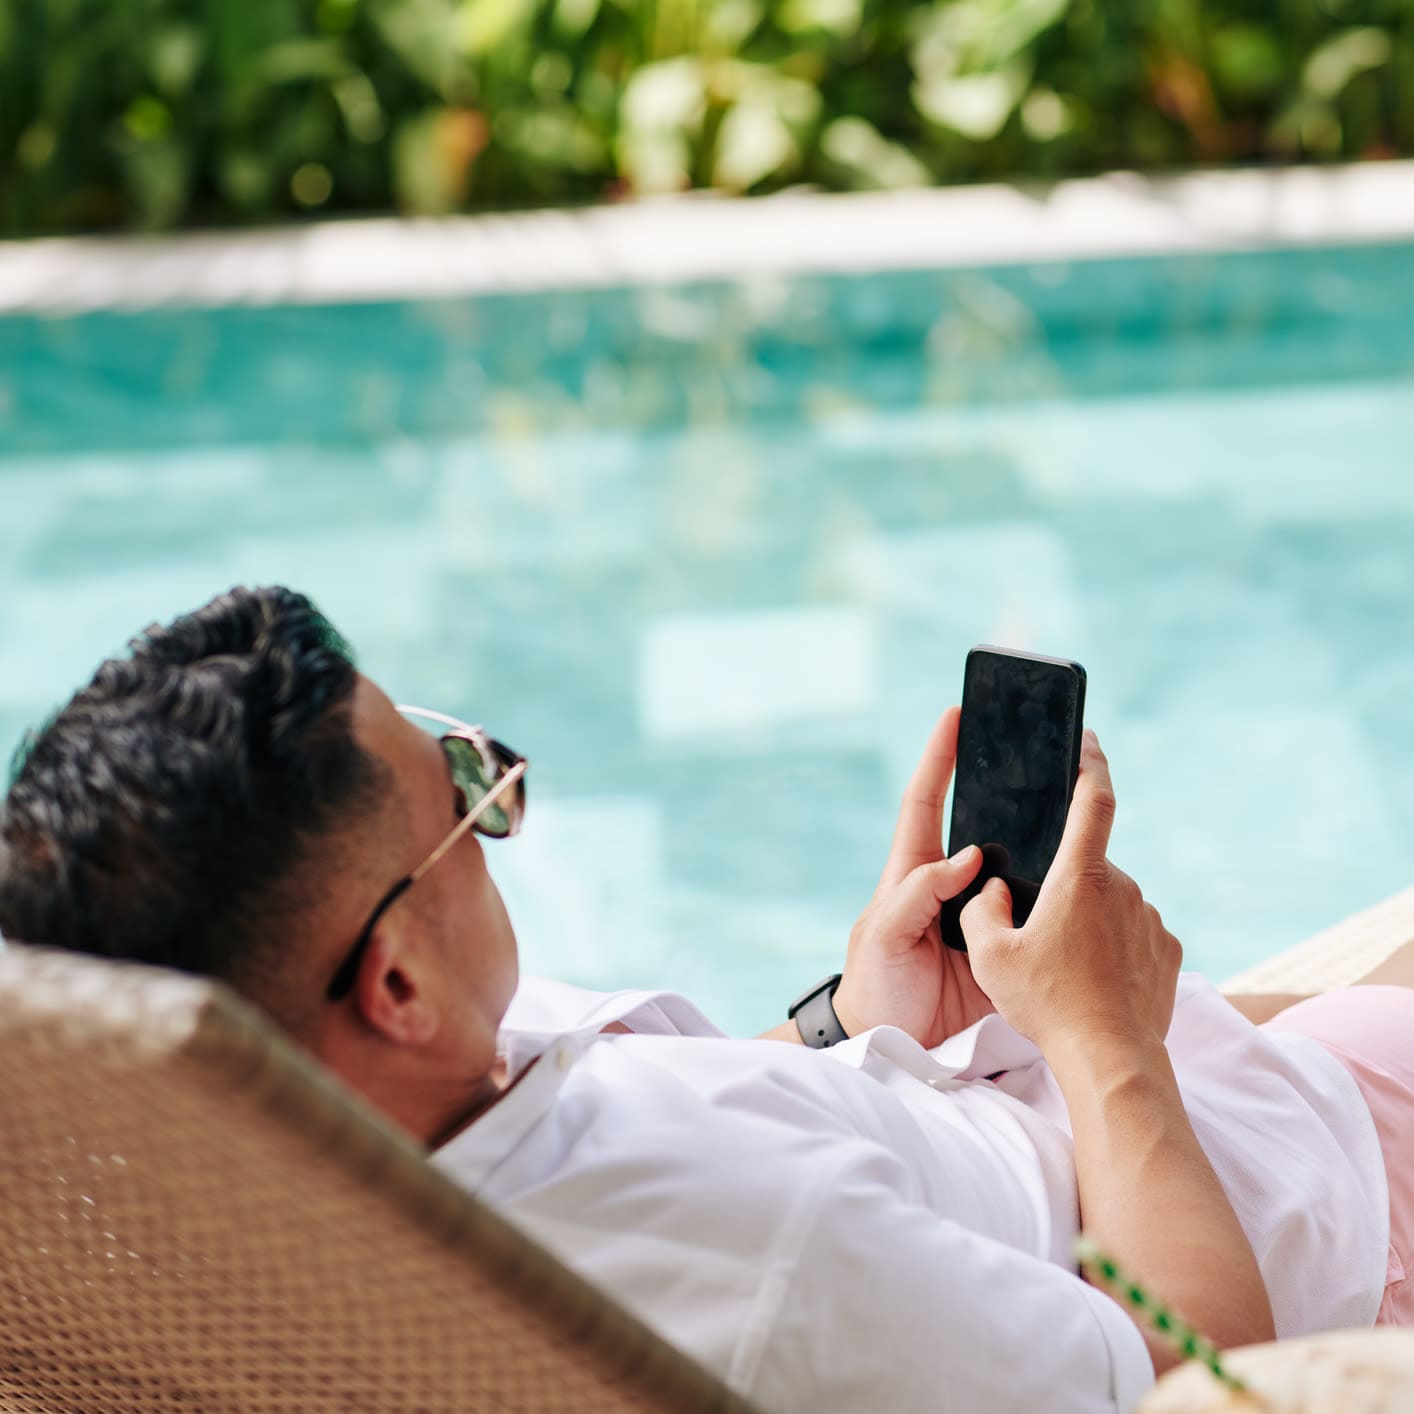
[3,235,1413,1035]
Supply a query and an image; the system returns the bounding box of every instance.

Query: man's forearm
[1045,1032,1275,1371]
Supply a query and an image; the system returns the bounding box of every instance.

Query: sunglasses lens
[442,736,520,838]
[489,739,526,830]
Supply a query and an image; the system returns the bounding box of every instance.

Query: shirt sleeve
[745,1161,1156,1414]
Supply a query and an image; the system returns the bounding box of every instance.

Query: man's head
[0,586,520,1139]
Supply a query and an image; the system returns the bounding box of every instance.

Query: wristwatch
[788,973,848,1049]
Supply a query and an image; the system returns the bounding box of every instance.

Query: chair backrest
[0,943,754,1413]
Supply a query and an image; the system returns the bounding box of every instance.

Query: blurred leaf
[913,0,1070,81]
[778,0,861,37]
[532,52,574,93]
[1020,86,1073,140]
[819,115,931,187]
[150,24,203,98]
[915,62,1031,139]
[393,107,487,213]
[1269,95,1342,155]
[120,140,189,230]
[704,0,763,49]
[332,73,387,143]
[578,70,618,118]
[370,0,465,97]
[713,99,794,189]
[622,57,705,132]
[498,103,606,170]
[261,38,351,84]
[16,121,58,171]
[552,0,601,38]
[983,0,1072,65]
[124,96,172,142]
[317,0,359,33]
[1152,0,1204,60]
[290,161,334,206]
[219,149,276,210]
[457,0,538,57]
[733,67,821,125]
[617,127,693,192]
[1210,25,1284,102]
[1303,27,1391,100]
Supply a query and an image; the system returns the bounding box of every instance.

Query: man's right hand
[963,730,1275,1369]
[959,728,1183,1055]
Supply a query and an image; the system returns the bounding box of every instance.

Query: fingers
[883,847,983,936]
[880,707,961,888]
[960,875,1013,948]
[1051,728,1117,877]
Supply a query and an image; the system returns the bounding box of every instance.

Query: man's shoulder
[502,974,725,1040]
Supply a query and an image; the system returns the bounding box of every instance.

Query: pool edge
[2,161,1413,316]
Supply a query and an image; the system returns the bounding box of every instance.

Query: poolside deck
[2,161,1414,315]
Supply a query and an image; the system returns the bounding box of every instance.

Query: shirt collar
[431,1026,601,1191]
[434,1010,1049,1187]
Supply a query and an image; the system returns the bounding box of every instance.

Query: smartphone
[939,646,1086,951]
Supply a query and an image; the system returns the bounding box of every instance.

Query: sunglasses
[325,706,527,1002]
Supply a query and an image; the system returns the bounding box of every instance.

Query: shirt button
[555,1048,573,1072]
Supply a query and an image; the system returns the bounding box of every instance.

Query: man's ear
[351,926,440,1047]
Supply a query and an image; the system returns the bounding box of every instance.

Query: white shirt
[434,975,1387,1413]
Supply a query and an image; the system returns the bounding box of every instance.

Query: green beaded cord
[1074,1235,1248,1395]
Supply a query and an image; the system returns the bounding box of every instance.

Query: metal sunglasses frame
[324,705,527,1002]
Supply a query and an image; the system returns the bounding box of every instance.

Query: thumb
[960,875,1014,950]
[883,849,985,938]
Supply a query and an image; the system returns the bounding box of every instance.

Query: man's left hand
[832,707,993,1050]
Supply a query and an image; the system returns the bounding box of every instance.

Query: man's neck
[318,1043,502,1150]
[425,1023,632,1149]
[426,1057,515,1149]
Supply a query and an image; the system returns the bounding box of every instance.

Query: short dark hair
[0,586,383,1025]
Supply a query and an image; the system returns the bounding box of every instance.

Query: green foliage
[2,0,1411,235]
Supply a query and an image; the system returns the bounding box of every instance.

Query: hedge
[3,0,1411,236]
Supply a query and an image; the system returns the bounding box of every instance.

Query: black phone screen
[947,648,1086,889]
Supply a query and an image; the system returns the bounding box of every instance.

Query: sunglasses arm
[410,759,528,884]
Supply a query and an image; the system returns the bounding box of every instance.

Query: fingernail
[954,845,979,865]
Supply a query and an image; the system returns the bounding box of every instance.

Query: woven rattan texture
[1221,884,1414,995]
[0,946,751,1414]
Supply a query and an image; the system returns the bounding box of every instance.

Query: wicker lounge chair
[3,885,1414,1412]
[0,943,752,1413]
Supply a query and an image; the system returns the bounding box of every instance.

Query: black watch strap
[787,973,848,1049]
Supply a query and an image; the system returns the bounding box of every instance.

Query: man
[1,585,1409,1412]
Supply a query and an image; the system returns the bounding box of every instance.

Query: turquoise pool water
[3,241,1413,1035]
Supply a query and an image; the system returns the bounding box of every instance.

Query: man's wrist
[757,1019,806,1044]
[1040,1025,1172,1092]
